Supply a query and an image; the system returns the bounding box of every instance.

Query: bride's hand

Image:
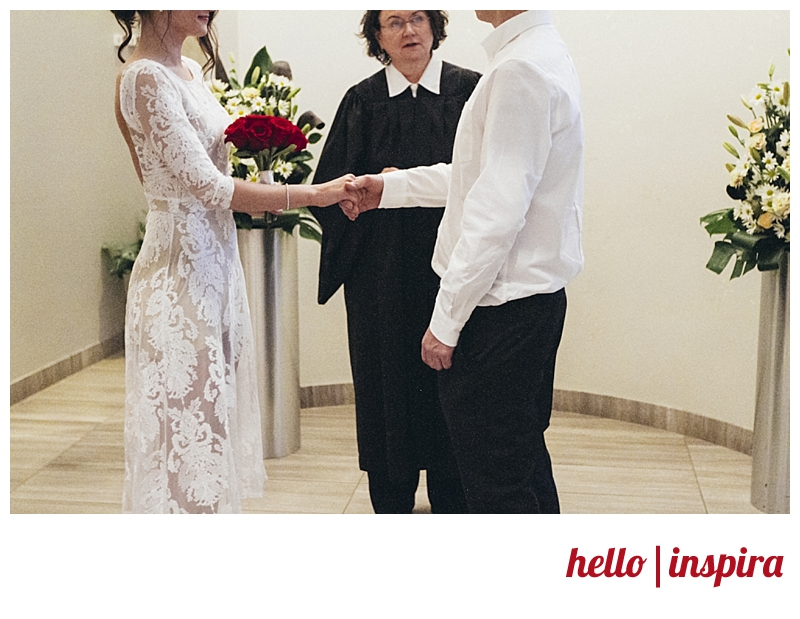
[315,174,356,207]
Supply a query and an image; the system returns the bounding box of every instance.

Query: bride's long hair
[111,10,220,76]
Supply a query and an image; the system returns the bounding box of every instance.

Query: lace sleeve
[119,62,234,210]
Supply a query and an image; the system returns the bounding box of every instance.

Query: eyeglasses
[381,13,429,34]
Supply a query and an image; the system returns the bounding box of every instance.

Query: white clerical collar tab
[385,54,442,98]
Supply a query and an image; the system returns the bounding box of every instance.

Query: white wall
[551,11,788,429]
[10,11,145,381]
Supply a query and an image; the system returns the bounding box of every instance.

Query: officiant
[309,10,480,514]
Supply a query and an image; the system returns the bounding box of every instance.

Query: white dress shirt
[379,11,584,347]
[384,53,442,98]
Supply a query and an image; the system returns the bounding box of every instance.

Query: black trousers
[438,290,567,514]
[367,468,468,514]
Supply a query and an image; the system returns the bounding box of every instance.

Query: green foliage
[232,208,322,243]
[244,47,273,87]
[701,208,788,279]
[102,219,145,279]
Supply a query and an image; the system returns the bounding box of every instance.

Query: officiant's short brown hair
[359,11,449,66]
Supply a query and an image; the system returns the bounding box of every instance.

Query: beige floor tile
[11,467,124,505]
[560,492,706,514]
[344,478,374,514]
[10,400,122,423]
[242,479,358,514]
[10,467,43,492]
[298,433,359,457]
[412,490,432,514]
[550,413,666,436]
[686,439,753,474]
[553,464,704,504]
[694,470,757,515]
[264,453,363,484]
[10,498,122,514]
[702,499,764,514]
[344,491,376,514]
[10,419,98,439]
[10,435,87,472]
[548,436,693,471]
[48,441,125,471]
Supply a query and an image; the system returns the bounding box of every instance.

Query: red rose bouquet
[225,114,308,175]
[213,45,325,236]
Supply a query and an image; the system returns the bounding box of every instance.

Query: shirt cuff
[428,305,463,348]
[378,170,408,209]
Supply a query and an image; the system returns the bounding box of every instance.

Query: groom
[341,10,584,513]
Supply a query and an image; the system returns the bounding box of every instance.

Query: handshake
[335,174,384,221]
[318,169,398,221]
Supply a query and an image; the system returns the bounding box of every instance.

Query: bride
[112,10,352,513]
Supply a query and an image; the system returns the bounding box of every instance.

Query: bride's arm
[230,174,356,216]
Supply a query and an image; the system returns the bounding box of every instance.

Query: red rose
[265,116,309,152]
[224,115,274,152]
[225,115,308,153]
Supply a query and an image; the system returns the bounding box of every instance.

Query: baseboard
[299,382,355,409]
[9,333,125,405]
[300,383,753,456]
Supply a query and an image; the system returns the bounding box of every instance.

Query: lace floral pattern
[119,57,265,513]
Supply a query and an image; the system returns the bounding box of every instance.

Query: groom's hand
[340,174,384,221]
[421,328,454,371]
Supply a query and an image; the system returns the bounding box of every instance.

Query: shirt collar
[385,53,442,98]
[481,11,552,61]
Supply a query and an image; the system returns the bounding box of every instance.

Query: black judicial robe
[310,62,480,481]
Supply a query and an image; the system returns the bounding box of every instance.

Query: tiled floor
[9,354,762,514]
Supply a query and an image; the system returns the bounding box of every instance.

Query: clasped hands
[338,173,384,222]
[335,172,456,371]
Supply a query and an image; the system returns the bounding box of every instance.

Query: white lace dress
[118,57,266,513]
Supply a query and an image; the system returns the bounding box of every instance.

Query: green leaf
[285,151,313,163]
[232,149,258,159]
[730,254,745,279]
[742,256,758,276]
[234,212,254,230]
[298,222,322,244]
[700,209,737,236]
[777,167,790,182]
[756,241,786,271]
[307,132,322,144]
[728,229,763,251]
[705,241,739,275]
[244,47,273,86]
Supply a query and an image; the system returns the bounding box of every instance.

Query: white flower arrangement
[211,47,323,183]
[701,56,790,279]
